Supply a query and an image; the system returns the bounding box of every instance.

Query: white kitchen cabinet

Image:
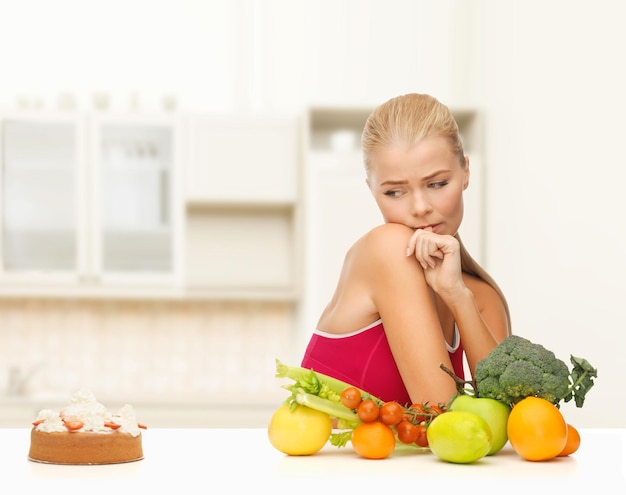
[185,204,298,299]
[0,111,184,297]
[182,115,301,300]
[184,115,299,204]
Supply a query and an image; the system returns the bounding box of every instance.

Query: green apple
[427,410,492,463]
[448,394,511,455]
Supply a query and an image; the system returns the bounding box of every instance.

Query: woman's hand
[406,228,464,295]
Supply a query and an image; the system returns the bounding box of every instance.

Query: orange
[351,421,396,459]
[558,423,581,456]
[507,396,567,461]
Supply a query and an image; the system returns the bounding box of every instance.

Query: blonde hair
[362,93,464,170]
[362,93,512,334]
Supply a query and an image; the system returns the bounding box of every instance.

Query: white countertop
[2,428,624,492]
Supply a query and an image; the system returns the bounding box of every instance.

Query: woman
[301,93,511,407]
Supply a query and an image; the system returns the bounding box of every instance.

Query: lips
[416,223,440,232]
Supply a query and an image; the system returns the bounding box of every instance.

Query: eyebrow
[379,179,408,187]
[422,169,451,180]
[379,169,451,187]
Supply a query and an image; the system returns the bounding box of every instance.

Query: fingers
[407,229,447,270]
[405,230,419,257]
[419,243,444,270]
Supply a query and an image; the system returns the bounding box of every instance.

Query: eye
[383,189,403,198]
[428,180,449,189]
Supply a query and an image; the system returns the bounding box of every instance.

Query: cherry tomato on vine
[340,387,362,409]
[379,401,403,426]
[415,424,429,448]
[396,420,419,444]
[357,399,380,423]
[429,404,445,416]
[407,403,430,423]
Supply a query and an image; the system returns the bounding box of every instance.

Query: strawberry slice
[63,420,84,431]
[104,421,121,430]
[32,419,45,426]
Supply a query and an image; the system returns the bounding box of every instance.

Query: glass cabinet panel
[1,114,179,293]
[2,121,78,272]
[98,124,173,273]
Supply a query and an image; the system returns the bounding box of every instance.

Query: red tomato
[428,404,445,416]
[357,399,380,423]
[340,387,362,409]
[406,403,445,424]
[408,403,430,423]
[396,420,419,444]
[379,401,404,426]
[415,424,429,448]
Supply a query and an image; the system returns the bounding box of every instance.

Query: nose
[410,191,432,217]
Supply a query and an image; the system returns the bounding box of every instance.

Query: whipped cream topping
[33,389,142,437]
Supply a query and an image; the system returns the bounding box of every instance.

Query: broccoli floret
[472,375,508,403]
[474,335,597,408]
[473,349,515,381]
[538,368,570,404]
[498,360,543,403]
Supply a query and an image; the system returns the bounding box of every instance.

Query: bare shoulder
[345,223,425,289]
[317,223,420,332]
[363,222,415,241]
[350,223,414,260]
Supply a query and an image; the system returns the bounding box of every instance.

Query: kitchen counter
[1,428,624,492]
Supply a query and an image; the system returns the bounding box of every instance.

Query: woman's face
[366,135,469,236]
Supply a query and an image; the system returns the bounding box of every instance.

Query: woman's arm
[406,227,509,374]
[355,223,458,405]
[439,278,509,374]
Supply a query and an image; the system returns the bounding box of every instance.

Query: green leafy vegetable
[568,355,597,407]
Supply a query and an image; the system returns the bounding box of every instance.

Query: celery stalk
[294,390,360,425]
[275,359,353,395]
[275,359,382,404]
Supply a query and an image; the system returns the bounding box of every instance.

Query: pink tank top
[301,319,465,407]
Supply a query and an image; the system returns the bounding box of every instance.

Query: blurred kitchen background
[0,0,624,428]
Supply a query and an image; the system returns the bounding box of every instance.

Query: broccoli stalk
[459,335,598,408]
[439,362,479,398]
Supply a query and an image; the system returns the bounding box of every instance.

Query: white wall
[0,0,457,113]
[0,0,622,427]
[461,0,626,428]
